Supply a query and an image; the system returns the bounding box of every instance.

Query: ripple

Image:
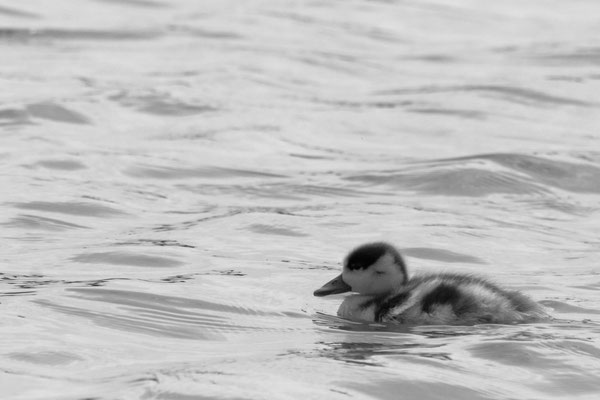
[185,27,243,40]
[441,154,600,194]
[545,340,600,359]
[467,339,600,395]
[0,103,89,126]
[408,107,485,119]
[67,288,289,317]
[182,181,379,201]
[216,183,369,201]
[246,223,308,237]
[313,340,450,366]
[288,153,334,160]
[464,85,592,106]
[533,47,600,66]
[13,201,127,217]
[539,300,600,315]
[35,298,225,340]
[346,168,544,197]
[93,0,167,8]
[1,272,48,294]
[7,351,83,365]
[109,91,217,116]
[311,97,413,109]
[0,5,38,19]
[149,206,317,232]
[378,84,593,107]
[0,108,32,126]
[72,251,184,268]
[487,154,600,194]
[349,381,491,400]
[468,341,559,367]
[0,28,161,42]
[34,288,305,340]
[26,103,90,124]
[116,239,196,249]
[125,165,285,180]
[345,153,600,197]
[4,214,90,231]
[32,160,86,171]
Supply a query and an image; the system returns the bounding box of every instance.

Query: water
[1,0,600,399]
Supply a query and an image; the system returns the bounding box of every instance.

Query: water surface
[1,0,600,399]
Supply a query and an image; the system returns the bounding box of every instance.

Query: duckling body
[314,242,548,325]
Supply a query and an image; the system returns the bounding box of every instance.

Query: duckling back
[394,274,546,325]
[339,273,548,325]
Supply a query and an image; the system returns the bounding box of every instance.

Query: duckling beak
[313,274,352,297]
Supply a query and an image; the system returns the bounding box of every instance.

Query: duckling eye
[375,271,385,275]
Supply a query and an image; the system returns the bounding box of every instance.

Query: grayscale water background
[1,1,600,399]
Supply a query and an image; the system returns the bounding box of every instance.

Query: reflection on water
[1,0,600,399]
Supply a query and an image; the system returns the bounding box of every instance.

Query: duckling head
[314,242,408,297]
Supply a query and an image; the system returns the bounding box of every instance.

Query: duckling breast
[337,294,378,321]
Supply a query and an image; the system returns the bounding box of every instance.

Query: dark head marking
[345,242,407,279]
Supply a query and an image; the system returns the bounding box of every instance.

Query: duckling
[314,242,548,325]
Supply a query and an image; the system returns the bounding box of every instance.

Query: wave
[34,288,308,340]
[0,102,89,126]
[124,165,285,180]
[13,201,128,217]
[377,85,593,107]
[72,251,185,268]
[345,153,600,196]
[0,27,161,43]
[4,214,90,231]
